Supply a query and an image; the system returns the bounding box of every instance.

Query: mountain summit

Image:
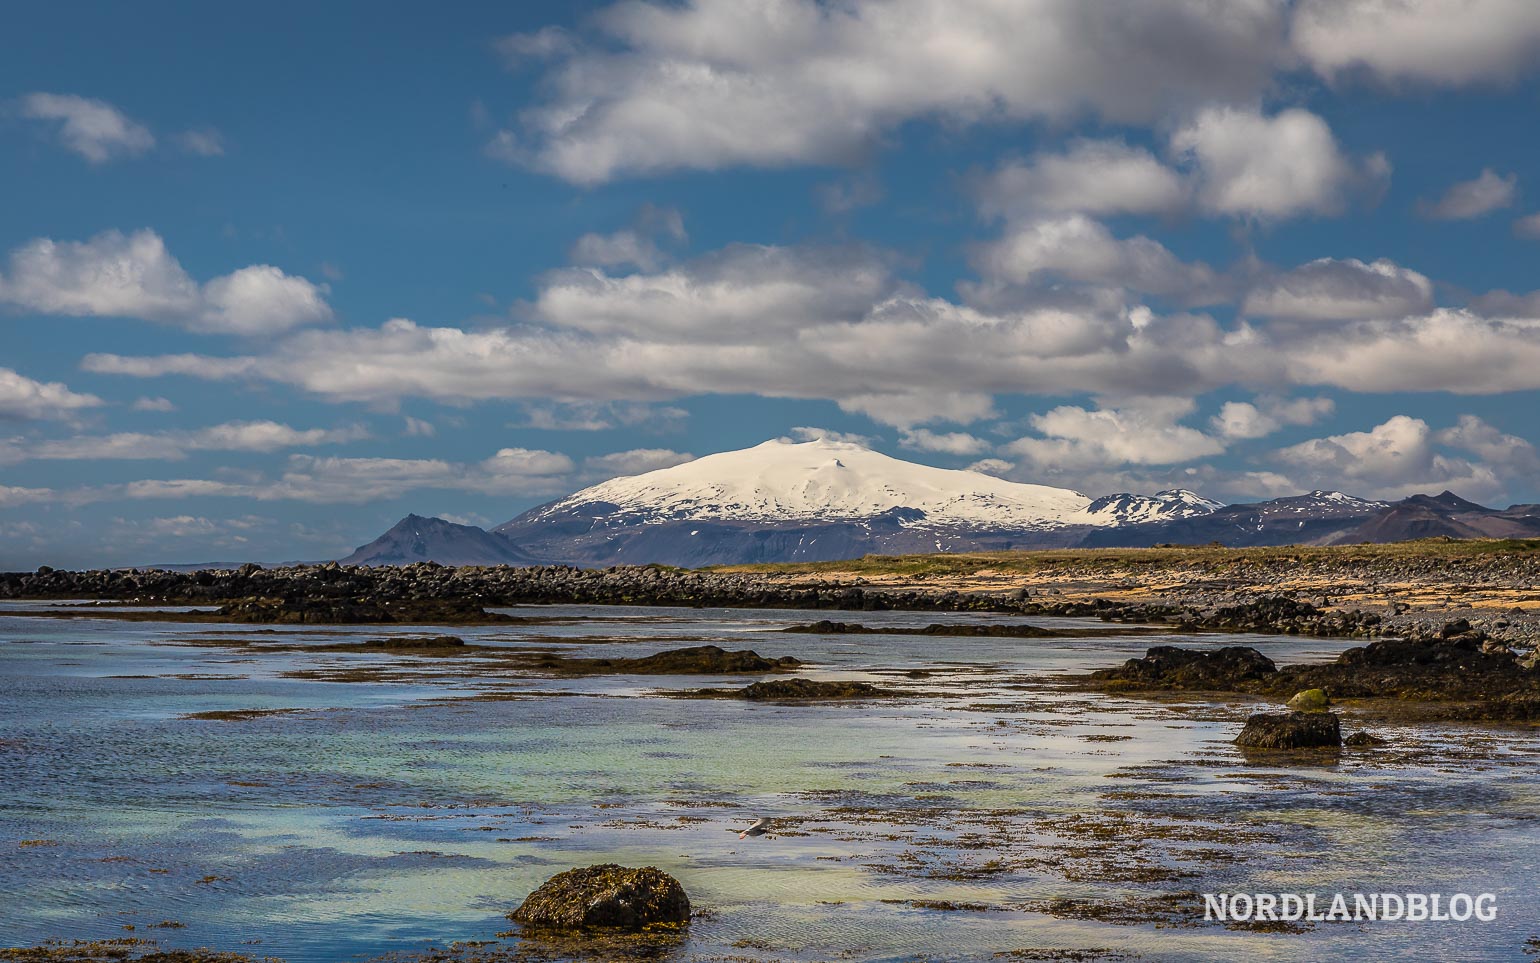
[510,437,1099,529]
[342,514,536,567]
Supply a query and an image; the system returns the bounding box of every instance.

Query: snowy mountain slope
[506,437,1099,530]
[1080,491,1390,548]
[1073,489,1225,526]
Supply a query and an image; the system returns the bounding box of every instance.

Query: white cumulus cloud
[1419,169,1517,220]
[1170,106,1384,219]
[0,367,104,421]
[1242,258,1433,321]
[0,229,333,334]
[499,0,1288,183]
[974,140,1189,219]
[1270,414,1523,501]
[1292,0,1540,86]
[19,92,154,163]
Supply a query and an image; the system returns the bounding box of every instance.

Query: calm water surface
[1,603,1536,961]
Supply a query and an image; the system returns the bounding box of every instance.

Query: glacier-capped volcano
[481,437,1225,566]
[508,436,1101,530]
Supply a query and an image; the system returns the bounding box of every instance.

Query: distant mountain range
[340,437,1540,567]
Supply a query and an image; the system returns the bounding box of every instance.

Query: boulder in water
[1285,688,1331,712]
[510,864,690,931]
[1234,711,1342,749]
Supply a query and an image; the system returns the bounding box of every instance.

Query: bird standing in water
[739,816,773,839]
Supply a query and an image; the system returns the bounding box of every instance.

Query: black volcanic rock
[1089,645,1278,690]
[1235,711,1342,750]
[531,644,802,675]
[341,514,537,567]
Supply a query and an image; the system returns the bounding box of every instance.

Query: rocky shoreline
[6,554,1540,721]
[5,555,1537,648]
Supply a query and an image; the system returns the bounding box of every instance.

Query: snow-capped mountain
[489,437,1230,566]
[339,437,1505,567]
[1073,489,1226,526]
[515,437,1100,529]
[1080,490,1390,548]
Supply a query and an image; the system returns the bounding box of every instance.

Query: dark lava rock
[1089,645,1277,690]
[787,619,1058,638]
[738,678,891,700]
[1077,634,1540,720]
[510,864,689,932]
[1271,633,1534,703]
[1234,711,1342,749]
[537,644,802,675]
[357,635,466,649]
[216,596,511,625]
[1344,731,1388,747]
[219,597,394,624]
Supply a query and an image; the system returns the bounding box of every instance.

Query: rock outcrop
[1088,645,1278,690]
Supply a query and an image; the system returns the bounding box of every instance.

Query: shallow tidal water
[2,602,1537,962]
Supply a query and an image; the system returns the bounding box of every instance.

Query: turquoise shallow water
[1,602,1536,962]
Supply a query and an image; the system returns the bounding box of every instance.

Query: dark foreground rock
[1235,711,1343,749]
[218,596,515,624]
[531,644,802,675]
[1088,645,1277,690]
[1074,624,1540,719]
[738,678,892,700]
[510,864,689,932]
[788,619,1059,637]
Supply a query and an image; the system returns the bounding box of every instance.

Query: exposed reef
[1074,621,1540,721]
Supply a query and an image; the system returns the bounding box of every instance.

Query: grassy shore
[714,537,1540,579]
[711,539,1540,634]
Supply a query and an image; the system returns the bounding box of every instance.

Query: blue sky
[5,0,1540,568]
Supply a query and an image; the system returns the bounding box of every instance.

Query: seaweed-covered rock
[1234,711,1342,749]
[215,596,510,624]
[510,864,690,931]
[537,644,801,675]
[218,596,394,624]
[1344,731,1388,747]
[1286,688,1331,712]
[358,635,466,649]
[1089,645,1277,690]
[786,620,1059,638]
[738,678,890,700]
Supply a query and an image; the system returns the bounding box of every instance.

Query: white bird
[738,816,773,840]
